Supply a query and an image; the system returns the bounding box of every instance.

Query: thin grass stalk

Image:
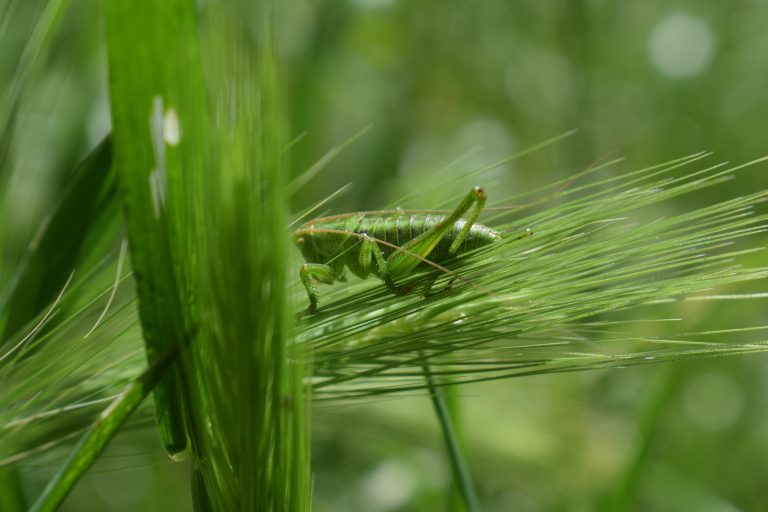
[422,354,481,512]
[601,365,675,512]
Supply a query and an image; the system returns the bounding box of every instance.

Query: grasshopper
[294,186,521,313]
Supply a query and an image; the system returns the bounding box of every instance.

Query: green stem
[29,344,179,512]
[421,354,481,512]
[601,365,675,512]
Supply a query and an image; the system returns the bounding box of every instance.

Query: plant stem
[421,354,481,512]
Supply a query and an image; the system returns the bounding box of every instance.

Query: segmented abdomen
[353,215,500,259]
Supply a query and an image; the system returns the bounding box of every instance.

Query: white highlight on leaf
[351,0,395,9]
[163,107,181,146]
[648,13,715,79]
[99,392,123,419]
[170,450,189,462]
[149,96,168,219]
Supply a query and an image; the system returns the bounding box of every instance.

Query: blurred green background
[3,0,767,510]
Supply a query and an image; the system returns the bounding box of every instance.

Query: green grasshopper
[294,186,521,313]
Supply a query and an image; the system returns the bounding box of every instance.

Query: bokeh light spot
[683,372,743,431]
[359,459,417,511]
[647,13,715,78]
[351,0,396,9]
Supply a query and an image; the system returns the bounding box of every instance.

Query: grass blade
[1,136,115,343]
[103,0,210,456]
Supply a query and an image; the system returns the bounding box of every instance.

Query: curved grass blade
[1,136,115,343]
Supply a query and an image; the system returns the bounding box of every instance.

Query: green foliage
[187,10,310,510]
[3,0,310,508]
[1,137,115,342]
[101,0,310,509]
[2,0,768,511]
[301,153,768,398]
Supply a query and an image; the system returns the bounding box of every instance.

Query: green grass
[4,129,768,511]
[2,1,768,511]
[3,0,309,509]
[300,152,768,398]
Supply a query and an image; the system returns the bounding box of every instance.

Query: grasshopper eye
[296,237,305,246]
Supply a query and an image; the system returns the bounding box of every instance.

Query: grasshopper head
[294,231,319,263]
[501,227,534,240]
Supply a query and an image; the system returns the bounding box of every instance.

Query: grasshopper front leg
[300,263,336,313]
[387,185,487,281]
